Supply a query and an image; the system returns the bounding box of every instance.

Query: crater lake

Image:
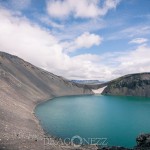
[35,95,150,148]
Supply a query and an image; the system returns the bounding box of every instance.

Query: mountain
[71,80,104,85]
[0,51,94,150]
[102,73,150,97]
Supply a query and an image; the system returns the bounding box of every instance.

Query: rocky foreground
[0,51,150,150]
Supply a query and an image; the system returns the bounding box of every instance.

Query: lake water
[35,95,150,148]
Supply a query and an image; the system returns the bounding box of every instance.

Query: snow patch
[92,86,107,94]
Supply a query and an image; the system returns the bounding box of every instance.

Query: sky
[0,0,150,81]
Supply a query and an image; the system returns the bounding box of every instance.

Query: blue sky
[0,0,150,80]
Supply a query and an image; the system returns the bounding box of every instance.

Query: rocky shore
[98,134,150,150]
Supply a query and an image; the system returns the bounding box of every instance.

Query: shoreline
[33,94,150,150]
[33,96,54,137]
[33,93,94,133]
[32,93,98,150]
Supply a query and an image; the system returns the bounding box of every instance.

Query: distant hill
[102,73,150,97]
[71,80,104,85]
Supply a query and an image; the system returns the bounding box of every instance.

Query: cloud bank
[0,7,150,81]
[47,0,121,19]
[0,8,107,80]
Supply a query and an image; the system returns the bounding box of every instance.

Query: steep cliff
[102,73,150,97]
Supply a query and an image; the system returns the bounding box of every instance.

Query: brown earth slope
[0,51,94,150]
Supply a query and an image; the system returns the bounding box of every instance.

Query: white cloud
[118,45,150,65]
[113,44,150,76]
[129,38,148,44]
[47,0,121,19]
[0,7,149,81]
[121,26,150,37]
[99,0,120,16]
[0,7,107,80]
[62,32,103,53]
[75,32,102,48]
[107,25,150,41]
[0,8,65,68]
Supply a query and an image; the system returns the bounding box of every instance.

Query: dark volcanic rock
[102,73,150,97]
[98,146,131,150]
[135,134,150,149]
[97,134,150,150]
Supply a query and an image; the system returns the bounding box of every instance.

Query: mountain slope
[102,73,150,97]
[0,51,93,150]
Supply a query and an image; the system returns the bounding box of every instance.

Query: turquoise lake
[35,95,150,148]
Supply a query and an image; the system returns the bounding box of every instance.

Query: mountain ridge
[102,72,150,97]
[0,51,94,150]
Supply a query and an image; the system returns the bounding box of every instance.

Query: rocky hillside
[102,73,150,97]
[0,51,93,150]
